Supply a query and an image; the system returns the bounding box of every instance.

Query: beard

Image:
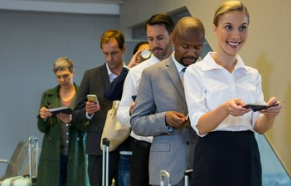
[152,47,166,60]
[179,56,198,66]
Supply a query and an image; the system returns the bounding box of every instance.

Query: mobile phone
[87,94,99,104]
[243,103,279,112]
[132,95,137,101]
[243,104,268,111]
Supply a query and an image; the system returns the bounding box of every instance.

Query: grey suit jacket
[131,57,198,185]
[73,64,113,155]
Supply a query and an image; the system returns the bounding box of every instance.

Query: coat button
[186,141,189,145]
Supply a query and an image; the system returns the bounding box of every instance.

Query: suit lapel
[98,63,110,88]
[165,58,186,104]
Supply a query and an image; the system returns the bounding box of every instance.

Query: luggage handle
[102,138,110,186]
[28,135,39,180]
[160,170,171,186]
[184,169,193,186]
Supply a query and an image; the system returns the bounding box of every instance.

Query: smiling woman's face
[214,11,249,57]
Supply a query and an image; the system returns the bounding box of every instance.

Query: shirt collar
[201,52,247,72]
[105,62,127,76]
[172,52,186,73]
[105,62,126,82]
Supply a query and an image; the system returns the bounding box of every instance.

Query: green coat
[36,84,89,186]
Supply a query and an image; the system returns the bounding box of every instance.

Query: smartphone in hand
[87,94,99,104]
[243,102,284,112]
[243,104,268,112]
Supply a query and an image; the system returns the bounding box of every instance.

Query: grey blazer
[131,57,198,185]
[73,64,113,155]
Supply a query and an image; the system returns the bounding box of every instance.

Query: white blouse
[184,52,264,137]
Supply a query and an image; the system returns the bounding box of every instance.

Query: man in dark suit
[73,29,126,186]
[131,17,205,186]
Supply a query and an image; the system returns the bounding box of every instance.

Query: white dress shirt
[184,52,264,137]
[117,54,159,143]
[106,62,127,82]
[172,52,186,83]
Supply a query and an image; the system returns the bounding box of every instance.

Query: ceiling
[0,0,122,15]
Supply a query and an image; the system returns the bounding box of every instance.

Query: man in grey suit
[73,30,126,186]
[131,17,205,186]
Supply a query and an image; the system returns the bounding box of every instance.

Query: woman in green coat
[37,57,89,186]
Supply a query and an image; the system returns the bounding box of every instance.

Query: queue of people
[37,1,283,186]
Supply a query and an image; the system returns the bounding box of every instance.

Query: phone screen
[87,95,98,104]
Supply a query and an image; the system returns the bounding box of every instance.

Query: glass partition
[256,134,291,185]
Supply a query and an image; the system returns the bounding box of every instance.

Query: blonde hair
[53,57,74,73]
[100,29,125,50]
[213,1,250,26]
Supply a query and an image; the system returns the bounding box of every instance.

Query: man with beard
[117,13,174,186]
[130,17,205,186]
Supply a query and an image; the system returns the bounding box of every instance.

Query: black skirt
[191,131,262,186]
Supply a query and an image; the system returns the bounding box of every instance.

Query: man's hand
[165,111,188,128]
[86,101,100,115]
[39,107,52,119]
[129,102,135,116]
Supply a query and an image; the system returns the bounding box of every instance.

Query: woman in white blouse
[184,1,282,186]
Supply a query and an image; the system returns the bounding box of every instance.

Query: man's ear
[171,32,176,45]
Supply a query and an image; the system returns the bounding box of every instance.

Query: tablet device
[49,107,73,116]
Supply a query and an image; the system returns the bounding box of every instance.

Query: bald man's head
[174,17,205,38]
[172,17,205,67]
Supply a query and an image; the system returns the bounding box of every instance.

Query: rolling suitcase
[2,136,39,186]
[27,136,38,185]
[102,138,110,186]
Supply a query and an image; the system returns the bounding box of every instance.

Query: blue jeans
[118,153,131,186]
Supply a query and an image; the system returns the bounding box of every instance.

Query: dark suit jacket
[73,64,112,155]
